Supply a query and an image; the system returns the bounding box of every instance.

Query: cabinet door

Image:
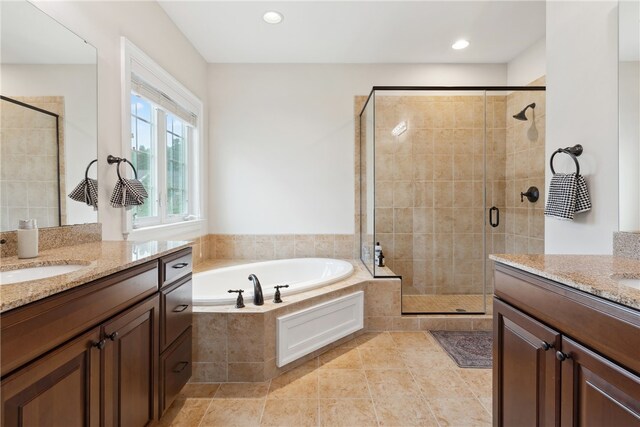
[102,295,159,427]
[1,327,101,427]
[494,298,561,427]
[559,337,640,426]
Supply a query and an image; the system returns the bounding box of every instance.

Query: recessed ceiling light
[263,11,283,24]
[452,39,470,50]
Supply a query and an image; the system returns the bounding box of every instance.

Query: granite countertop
[490,254,640,311]
[0,240,191,313]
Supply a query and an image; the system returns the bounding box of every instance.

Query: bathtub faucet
[248,274,264,306]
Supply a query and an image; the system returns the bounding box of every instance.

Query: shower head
[513,103,536,121]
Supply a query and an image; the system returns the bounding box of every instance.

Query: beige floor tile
[155,398,211,427]
[199,398,264,427]
[319,345,363,369]
[366,369,422,398]
[401,349,457,370]
[319,398,378,427]
[389,331,436,350]
[359,347,407,369]
[178,383,220,399]
[479,397,492,416]
[373,396,439,426]
[260,399,318,426]
[412,368,475,399]
[356,332,396,348]
[427,397,492,426]
[319,369,370,398]
[268,364,318,399]
[215,382,271,399]
[457,369,493,399]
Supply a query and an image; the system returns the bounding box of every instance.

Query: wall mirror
[619,0,640,232]
[0,0,97,232]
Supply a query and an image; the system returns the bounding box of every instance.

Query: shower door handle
[489,207,500,228]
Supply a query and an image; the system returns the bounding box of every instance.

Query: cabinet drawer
[161,327,192,414]
[161,278,192,351]
[1,261,158,377]
[161,249,192,288]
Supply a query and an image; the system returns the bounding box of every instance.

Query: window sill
[128,219,206,241]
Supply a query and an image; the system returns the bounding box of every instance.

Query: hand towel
[109,177,149,209]
[68,177,98,210]
[544,173,591,220]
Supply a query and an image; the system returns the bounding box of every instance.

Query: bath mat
[430,330,492,369]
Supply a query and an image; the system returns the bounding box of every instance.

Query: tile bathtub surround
[191,259,491,383]
[160,331,492,427]
[613,231,640,260]
[0,222,102,258]
[0,239,190,312]
[206,234,359,260]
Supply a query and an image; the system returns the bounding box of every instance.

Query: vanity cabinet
[0,247,192,427]
[493,263,640,427]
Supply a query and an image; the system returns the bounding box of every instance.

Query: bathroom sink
[610,275,640,290]
[0,264,86,285]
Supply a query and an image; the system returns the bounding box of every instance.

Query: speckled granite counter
[0,240,191,313]
[490,254,640,311]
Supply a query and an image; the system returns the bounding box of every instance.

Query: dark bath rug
[430,330,492,369]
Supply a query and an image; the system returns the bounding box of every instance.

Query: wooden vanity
[0,245,193,426]
[492,257,640,426]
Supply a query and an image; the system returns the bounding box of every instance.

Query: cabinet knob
[541,341,554,351]
[93,339,106,350]
[556,351,570,362]
[173,361,189,373]
[107,331,119,341]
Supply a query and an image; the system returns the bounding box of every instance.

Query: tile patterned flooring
[156,332,492,427]
[402,295,493,314]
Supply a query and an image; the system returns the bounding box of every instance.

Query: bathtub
[193,258,354,306]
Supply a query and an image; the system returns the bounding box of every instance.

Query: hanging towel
[68,178,98,210]
[544,173,591,220]
[109,177,148,209]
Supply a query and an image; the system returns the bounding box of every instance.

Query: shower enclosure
[359,85,546,314]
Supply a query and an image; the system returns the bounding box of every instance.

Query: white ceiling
[1,1,96,65]
[159,1,546,64]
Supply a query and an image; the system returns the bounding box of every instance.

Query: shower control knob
[520,186,540,203]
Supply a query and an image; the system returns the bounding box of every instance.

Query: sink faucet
[248,274,264,306]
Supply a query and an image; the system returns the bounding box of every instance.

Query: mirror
[0,0,97,232]
[619,0,640,232]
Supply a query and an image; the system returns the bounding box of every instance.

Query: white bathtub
[193,258,354,306]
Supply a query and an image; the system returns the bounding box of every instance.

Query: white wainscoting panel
[276,291,364,367]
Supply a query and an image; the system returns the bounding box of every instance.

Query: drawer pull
[541,341,553,351]
[173,361,189,373]
[173,304,189,313]
[107,331,119,341]
[172,262,189,269]
[556,351,571,362]
[93,339,106,350]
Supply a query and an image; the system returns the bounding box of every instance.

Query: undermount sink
[0,264,87,285]
[610,275,640,290]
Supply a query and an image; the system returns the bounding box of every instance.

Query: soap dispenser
[17,219,38,259]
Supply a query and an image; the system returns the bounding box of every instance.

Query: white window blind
[131,73,197,127]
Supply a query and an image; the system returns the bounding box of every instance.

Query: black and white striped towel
[109,178,149,209]
[544,173,591,220]
[68,178,98,210]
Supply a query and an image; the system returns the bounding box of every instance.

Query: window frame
[121,38,204,240]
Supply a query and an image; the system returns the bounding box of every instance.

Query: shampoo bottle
[374,242,382,265]
[17,219,38,259]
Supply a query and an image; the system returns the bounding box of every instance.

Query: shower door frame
[358,85,546,315]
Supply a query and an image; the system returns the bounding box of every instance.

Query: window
[122,38,203,236]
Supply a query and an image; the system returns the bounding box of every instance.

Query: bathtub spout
[248,274,264,305]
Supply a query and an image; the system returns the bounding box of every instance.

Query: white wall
[209,63,507,234]
[2,64,97,226]
[32,1,209,240]
[507,37,546,86]
[619,61,640,232]
[545,1,619,254]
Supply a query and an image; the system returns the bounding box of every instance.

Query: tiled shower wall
[373,94,505,296]
[504,77,546,254]
[0,97,65,231]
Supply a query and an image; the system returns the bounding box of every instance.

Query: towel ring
[106,155,138,180]
[84,159,97,180]
[550,144,583,175]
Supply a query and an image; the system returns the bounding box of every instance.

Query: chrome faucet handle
[273,285,289,303]
[228,289,245,308]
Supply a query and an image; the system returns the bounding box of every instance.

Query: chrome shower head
[513,102,536,121]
